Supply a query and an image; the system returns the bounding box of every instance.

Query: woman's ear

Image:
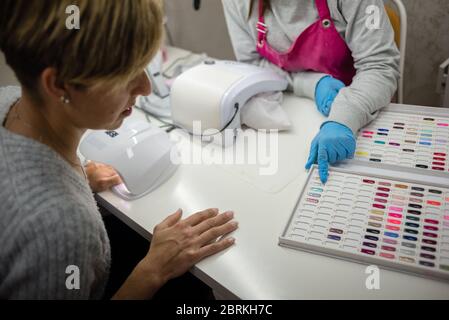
[39,67,69,104]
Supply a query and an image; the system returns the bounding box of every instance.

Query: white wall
[163,0,235,60]
[0,52,18,87]
[402,0,449,107]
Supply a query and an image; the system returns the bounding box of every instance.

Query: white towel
[241,91,291,130]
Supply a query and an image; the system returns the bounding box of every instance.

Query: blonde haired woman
[223,0,400,183]
[0,0,237,299]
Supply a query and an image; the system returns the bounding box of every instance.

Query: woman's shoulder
[0,181,110,272]
[0,135,106,247]
[0,141,94,209]
[1,185,107,250]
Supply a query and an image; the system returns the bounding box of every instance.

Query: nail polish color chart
[280,166,449,281]
[355,110,449,174]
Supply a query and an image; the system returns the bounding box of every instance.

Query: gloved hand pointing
[315,76,345,117]
[305,122,356,183]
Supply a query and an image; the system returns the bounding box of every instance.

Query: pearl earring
[60,96,70,104]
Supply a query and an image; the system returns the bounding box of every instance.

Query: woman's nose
[132,71,152,96]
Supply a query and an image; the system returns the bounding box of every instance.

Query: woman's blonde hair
[0,0,163,100]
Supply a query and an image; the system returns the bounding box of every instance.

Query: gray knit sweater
[0,86,110,299]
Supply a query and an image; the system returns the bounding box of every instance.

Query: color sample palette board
[355,110,449,173]
[280,166,449,281]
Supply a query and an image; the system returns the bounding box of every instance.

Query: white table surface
[95,47,449,300]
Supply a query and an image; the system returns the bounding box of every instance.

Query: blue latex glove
[315,76,345,117]
[305,122,356,184]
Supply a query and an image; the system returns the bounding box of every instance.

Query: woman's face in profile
[66,71,152,131]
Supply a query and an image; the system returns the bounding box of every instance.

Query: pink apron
[256,0,356,86]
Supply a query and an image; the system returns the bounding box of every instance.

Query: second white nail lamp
[78,117,178,200]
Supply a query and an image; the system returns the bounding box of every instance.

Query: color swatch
[280,167,449,281]
[355,111,449,173]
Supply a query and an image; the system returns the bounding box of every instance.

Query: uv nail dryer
[79,117,178,200]
[170,60,289,136]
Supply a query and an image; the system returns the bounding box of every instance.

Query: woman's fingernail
[225,211,234,218]
[227,237,236,243]
[230,221,239,227]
